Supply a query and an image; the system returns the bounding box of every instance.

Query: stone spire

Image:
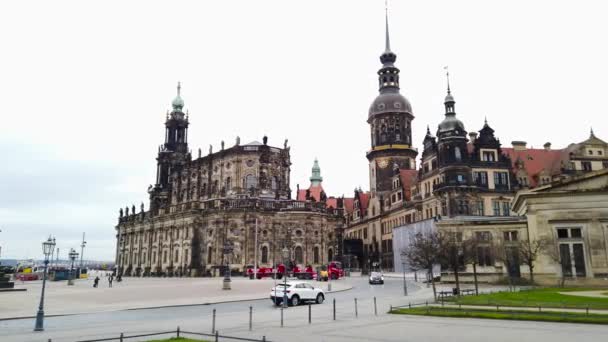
[310,158,323,186]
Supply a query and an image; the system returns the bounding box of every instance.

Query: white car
[270,281,325,306]
[369,272,384,285]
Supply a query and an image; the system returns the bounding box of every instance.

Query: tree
[438,233,464,295]
[403,231,445,300]
[461,236,483,295]
[517,238,546,284]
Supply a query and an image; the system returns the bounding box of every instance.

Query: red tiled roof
[502,147,566,188]
[296,184,324,202]
[358,192,370,212]
[399,169,418,201]
[343,198,354,213]
[326,197,338,209]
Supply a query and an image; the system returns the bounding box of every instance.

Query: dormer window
[588,150,593,155]
[482,151,496,162]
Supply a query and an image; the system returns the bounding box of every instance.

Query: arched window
[313,246,320,264]
[328,248,334,262]
[454,146,462,161]
[225,177,231,191]
[261,246,268,264]
[207,248,213,264]
[244,175,257,190]
[295,246,303,264]
[174,249,179,263]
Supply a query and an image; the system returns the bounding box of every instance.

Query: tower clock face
[377,158,389,169]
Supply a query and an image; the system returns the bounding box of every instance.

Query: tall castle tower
[366,11,418,196]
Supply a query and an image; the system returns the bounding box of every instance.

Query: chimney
[512,141,527,151]
[469,132,478,143]
[544,142,551,151]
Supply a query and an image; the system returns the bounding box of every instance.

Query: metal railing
[61,326,269,342]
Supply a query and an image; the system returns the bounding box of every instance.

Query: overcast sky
[1,0,606,261]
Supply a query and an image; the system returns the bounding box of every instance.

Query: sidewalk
[0,276,352,320]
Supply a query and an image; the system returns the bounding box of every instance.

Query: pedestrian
[108,275,113,288]
[93,276,100,288]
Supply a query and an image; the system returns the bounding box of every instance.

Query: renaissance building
[342,11,608,285]
[115,85,344,277]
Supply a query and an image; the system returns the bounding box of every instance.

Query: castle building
[342,11,608,284]
[115,86,344,277]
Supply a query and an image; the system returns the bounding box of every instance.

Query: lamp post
[79,232,86,276]
[281,247,289,308]
[400,252,408,296]
[222,242,233,290]
[68,249,79,286]
[34,236,56,331]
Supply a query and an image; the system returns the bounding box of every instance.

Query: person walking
[93,276,100,288]
[108,274,113,288]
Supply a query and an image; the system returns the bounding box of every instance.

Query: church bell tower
[366,10,418,196]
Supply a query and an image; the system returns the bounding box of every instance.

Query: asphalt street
[0,275,415,340]
[2,276,606,342]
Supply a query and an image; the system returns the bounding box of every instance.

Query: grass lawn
[391,306,608,324]
[146,338,210,342]
[448,288,608,310]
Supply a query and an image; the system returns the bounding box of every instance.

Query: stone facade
[342,12,608,286]
[115,85,343,277]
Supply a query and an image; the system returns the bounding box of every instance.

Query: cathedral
[115,85,343,277]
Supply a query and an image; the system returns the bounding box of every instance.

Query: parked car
[369,271,384,285]
[16,273,38,281]
[270,281,325,306]
[327,261,344,279]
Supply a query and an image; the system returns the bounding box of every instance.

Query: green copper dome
[172,82,184,112]
[310,158,323,186]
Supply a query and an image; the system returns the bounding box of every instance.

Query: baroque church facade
[115,85,344,277]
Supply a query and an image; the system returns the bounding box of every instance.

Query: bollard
[390,304,393,313]
[215,330,219,342]
[374,297,378,316]
[308,303,312,324]
[281,307,284,327]
[177,326,180,337]
[212,308,216,333]
[119,333,124,342]
[538,306,541,313]
[249,306,253,331]
[586,306,589,315]
[333,298,336,320]
[408,303,411,309]
[262,336,266,342]
[355,298,358,317]
[496,305,499,312]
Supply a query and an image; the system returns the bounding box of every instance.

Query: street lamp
[34,236,56,331]
[222,242,233,290]
[68,249,79,286]
[400,252,408,296]
[79,232,86,275]
[281,247,289,308]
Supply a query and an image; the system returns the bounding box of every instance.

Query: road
[1,276,606,342]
